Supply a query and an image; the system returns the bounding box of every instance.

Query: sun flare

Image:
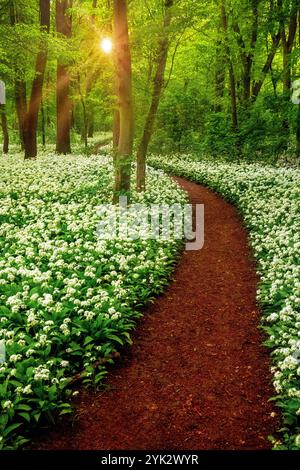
[100,37,113,54]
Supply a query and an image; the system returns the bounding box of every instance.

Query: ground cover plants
[0,152,187,449]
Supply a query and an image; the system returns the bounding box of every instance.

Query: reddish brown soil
[32,177,279,450]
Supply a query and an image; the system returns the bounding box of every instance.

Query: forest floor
[31,177,279,450]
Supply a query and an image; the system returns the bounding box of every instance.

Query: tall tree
[214,12,226,112]
[296,6,300,156]
[113,0,134,201]
[9,3,27,149]
[221,2,238,131]
[23,0,50,159]
[279,0,297,93]
[251,0,281,101]
[56,0,72,154]
[233,0,259,104]
[0,104,9,154]
[136,0,173,192]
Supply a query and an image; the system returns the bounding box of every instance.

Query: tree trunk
[136,0,173,192]
[233,0,258,105]
[242,58,252,103]
[41,101,46,147]
[214,42,226,112]
[15,80,27,149]
[56,0,72,154]
[80,96,88,149]
[279,0,297,93]
[296,104,300,157]
[251,0,281,100]
[296,9,300,157]
[113,108,120,149]
[278,0,297,136]
[229,63,238,131]
[10,5,26,150]
[214,11,226,112]
[113,0,134,202]
[85,72,98,141]
[221,4,238,131]
[0,104,9,154]
[251,32,281,100]
[23,0,50,159]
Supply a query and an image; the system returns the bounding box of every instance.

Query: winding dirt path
[33,177,278,450]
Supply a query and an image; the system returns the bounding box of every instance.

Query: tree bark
[229,64,238,131]
[296,103,300,156]
[113,0,134,201]
[278,0,297,137]
[296,9,300,157]
[41,101,46,147]
[15,79,27,149]
[9,4,26,149]
[252,32,281,100]
[23,0,50,159]
[214,15,226,112]
[136,0,173,192]
[84,69,100,142]
[56,0,72,154]
[278,0,297,93]
[0,104,9,154]
[82,0,100,144]
[233,0,259,104]
[221,3,238,131]
[113,108,120,149]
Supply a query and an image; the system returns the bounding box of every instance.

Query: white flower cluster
[0,151,186,449]
[149,153,300,450]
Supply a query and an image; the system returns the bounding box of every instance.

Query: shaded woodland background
[0,0,299,164]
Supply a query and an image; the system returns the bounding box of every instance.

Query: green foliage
[0,151,186,448]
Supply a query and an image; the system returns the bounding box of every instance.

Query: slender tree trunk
[214,18,226,112]
[56,0,72,154]
[136,0,173,192]
[296,104,300,156]
[113,108,120,149]
[296,9,300,157]
[214,53,226,111]
[233,0,258,105]
[229,63,238,131]
[252,32,281,100]
[41,101,46,147]
[84,0,98,140]
[23,0,50,159]
[251,0,281,100]
[85,72,98,140]
[221,3,238,131]
[278,0,297,137]
[278,0,297,91]
[80,96,88,149]
[242,59,252,103]
[10,5,26,149]
[0,104,9,154]
[15,80,27,149]
[113,0,134,202]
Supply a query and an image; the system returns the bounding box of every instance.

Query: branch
[163,30,185,89]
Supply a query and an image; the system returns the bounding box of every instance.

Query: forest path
[33,177,278,450]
